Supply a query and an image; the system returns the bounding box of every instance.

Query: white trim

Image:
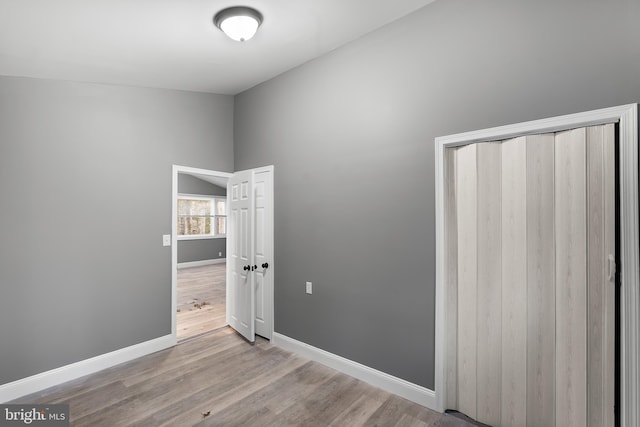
[177,234,226,241]
[618,104,640,427]
[436,105,634,147]
[177,193,226,200]
[0,334,175,403]
[172,165,232,340]
[174,165,234,179]
[272,332,437,410]
[177,258,226,269]
[434,104,639,425]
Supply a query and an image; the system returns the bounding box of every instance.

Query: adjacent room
[176,173,228,341]
[1,0,639,426]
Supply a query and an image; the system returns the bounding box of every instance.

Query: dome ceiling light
[213,6,263,42]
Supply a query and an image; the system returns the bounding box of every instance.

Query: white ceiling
[0,0,435,95]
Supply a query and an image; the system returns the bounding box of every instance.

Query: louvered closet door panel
[500,137,527,426]
[525,134,556,427]
[555,128,588,427]
[455,143,478,419]
[587,125,606,427]
[587,124,616,427]
[476,143,502,427]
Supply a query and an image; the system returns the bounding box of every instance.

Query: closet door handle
[243,265,250,271]
[262,262,269,269]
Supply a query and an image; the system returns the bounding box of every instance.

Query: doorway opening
[171,164,275,344]
[172,166,231,342]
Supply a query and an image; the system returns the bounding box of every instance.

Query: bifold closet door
[448,124,615,427]
[525,134,556,427]
[501,136,528,426]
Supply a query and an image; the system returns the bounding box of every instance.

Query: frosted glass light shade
[214,7,263,42]
[220,16,259,41]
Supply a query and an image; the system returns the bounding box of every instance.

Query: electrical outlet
[219,251,222,257]
[306,281,312,294]
[162,234,171,247]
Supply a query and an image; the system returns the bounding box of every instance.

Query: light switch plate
[162,234,171,247]
[306,281,312,294]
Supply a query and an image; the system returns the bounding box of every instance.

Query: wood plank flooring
[177,264,227,341]
[12,328,477,427]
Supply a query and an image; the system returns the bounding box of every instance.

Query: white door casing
[227,169,256,342]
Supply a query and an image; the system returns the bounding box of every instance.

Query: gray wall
[177,174,227,263]
[178,174,226,196]
[234,0,640,389]
[0,77,233,385]
[178,240,226,263]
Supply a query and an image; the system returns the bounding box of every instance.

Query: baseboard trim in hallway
[177,258,226,269]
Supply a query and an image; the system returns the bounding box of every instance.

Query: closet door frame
[434,104,639,425]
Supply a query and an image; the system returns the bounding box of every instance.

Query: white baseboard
[0,334,176,403]
[177,258,226,269]
[272,333,438,411]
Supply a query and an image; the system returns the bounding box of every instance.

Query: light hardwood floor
[177,263,227,341]
[13,328,478,426]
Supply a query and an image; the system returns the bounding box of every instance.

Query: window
[177,195,226,238]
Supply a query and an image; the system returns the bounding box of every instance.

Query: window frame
[176,193,227,240]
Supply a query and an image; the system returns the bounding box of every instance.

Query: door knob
[243,265,250,271]
[262,262,269,269]
[252,265,258,271]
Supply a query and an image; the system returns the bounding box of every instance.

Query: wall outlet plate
[306,281,312,294]
[162,234,171,246]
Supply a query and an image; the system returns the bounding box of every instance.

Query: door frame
[434,104,639,425]
[171,165,232,340]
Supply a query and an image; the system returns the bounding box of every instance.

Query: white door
[253,168,273,339]
[227,166,274,341]
[227,169,255,342]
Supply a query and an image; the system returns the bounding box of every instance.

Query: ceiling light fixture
[213,6,263,42]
